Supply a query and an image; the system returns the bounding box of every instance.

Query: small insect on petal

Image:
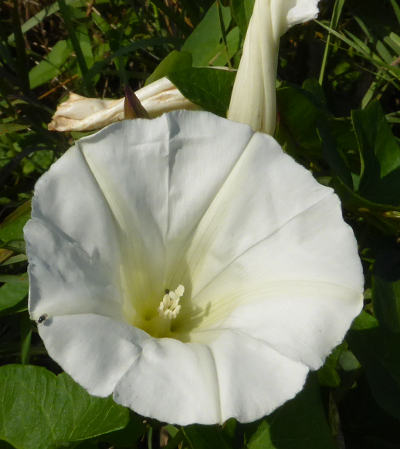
[37,314,48,324]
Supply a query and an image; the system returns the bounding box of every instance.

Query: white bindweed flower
[48,77,200,132]
[25,110,363,425]
[228,0,320,135]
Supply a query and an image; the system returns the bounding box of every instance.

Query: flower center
[158,285,184,319]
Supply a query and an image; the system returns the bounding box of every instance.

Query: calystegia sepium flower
[25,110,363,424]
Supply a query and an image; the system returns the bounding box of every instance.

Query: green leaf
[168,67,235,117]
[29,40,72,89]
[1,254,28,266]
[352,101,400,205]
[211,27,241,67]
[183,424,231,449]
[338,349,361,372]
[0,274,28,284]
[317,345,343,387]
[0,201,31,244]
[0,273,28,313]
[76,24,94,70]
[348,312,400,420]
[0,124,29,136]
[0,365,129,449]
[246,376,336,449]
[231,0,255,35]
[182,2,232,66]
[276,84,325,158]
[331,176,400,236]
[302,78,328,109]
[146,51,193,85]
[91,9,111,34]
[98,412,146,447]
[373,248,400,333]
[318,118,353,188]
[247,420,274,449]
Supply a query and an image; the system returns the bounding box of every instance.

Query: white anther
[158,285,184,319]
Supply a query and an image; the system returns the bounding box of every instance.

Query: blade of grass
[391,0,400,25]
[216,0,232,68]
[354,16,374,42]
[0,39,17,73]
[85,37,179,82]
[344,30,373,56]
[384,32,400,55]
[7,0,111,44]
[386,111,400,123]
[318,0,346,86]
[317,21,372,58]
[376,40,394,65]
[57,0,91,94]
[11,0,29,93]
[8,2,59,44]
[150,0,192,34]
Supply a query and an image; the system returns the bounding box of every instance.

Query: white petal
[38,314,148,396]
[207,330,309,423]
[25,218,123,321]
[270,0,320,37]
[78,111,253,300]
[218,282,362,370]
[285,0,320,28]
[119,326,309,425]
[24,146,123,321]
[28,143,121,262]
[193,279,362,370]
[28,111,253,319]
[114,338,221,424]
[181,133,347,297]
[178,131,363,368]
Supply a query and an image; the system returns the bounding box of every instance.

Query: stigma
[158,285,184,319]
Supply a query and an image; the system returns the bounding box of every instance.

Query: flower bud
[48,77,200,132]
[228,0,319,135]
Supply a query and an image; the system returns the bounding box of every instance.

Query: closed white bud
[228,0,320,135]
[48,77,200,132]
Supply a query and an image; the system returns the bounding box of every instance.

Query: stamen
[158,285,184,319]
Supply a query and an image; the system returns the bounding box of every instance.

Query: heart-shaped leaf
[0,365,129,449]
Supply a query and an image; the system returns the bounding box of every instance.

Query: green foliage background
[0,0,399,448]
